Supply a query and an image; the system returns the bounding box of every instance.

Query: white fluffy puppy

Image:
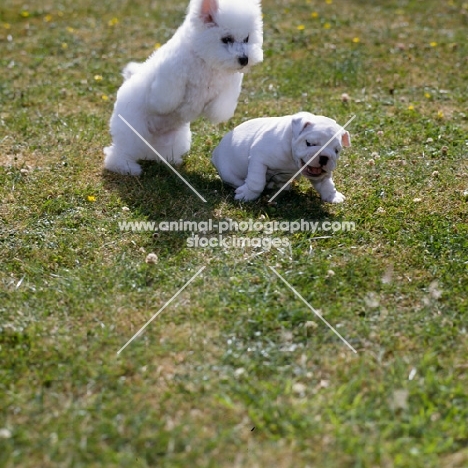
[212,112,351,203]
[104,0,263,176]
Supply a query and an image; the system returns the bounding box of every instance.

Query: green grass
[1,0,467,466]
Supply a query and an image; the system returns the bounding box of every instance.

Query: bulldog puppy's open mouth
[301,159,325,177]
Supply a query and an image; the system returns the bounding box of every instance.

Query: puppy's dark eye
[222,36,234,44]
[306,141,317,147]
[306,140,312,147]
[335,148,340,155]
[243,35,249,43]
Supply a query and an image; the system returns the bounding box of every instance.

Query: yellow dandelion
[437,110,444,119]
[297,24,305,31]
[154,42,161,50]
[324,22,331,29]
[44,14,53,22]
[101,94,109,101]
[61,42,68,49]
[408,105,415,111]
[94,74,103,81]
[87,195,96,202]
[57,11,64,17]
[430,41,437,47]
[20,10,29,18]
[424,92,431,99]
[352,37,360,43]
[3,23,11,29]
[66,26,75,33]
[311,12,319,18]
[108,17,119,27]
[326,0,333,4]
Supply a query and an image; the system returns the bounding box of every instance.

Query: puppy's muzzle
[319,156,329,166]
[301,155,330,178]
[238,55,248,67]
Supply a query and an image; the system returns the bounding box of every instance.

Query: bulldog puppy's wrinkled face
[291,114,351,181]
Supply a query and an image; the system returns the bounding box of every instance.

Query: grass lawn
[1,0,467,466]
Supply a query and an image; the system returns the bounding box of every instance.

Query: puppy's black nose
[238,56,248,66]
[319,156,329,166]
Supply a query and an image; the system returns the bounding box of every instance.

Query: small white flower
[145,253,158,264]
[0,428,12,439]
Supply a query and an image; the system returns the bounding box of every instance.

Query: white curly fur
[104,0,263,175]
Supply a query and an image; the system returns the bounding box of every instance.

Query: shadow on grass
[103,160,332,218]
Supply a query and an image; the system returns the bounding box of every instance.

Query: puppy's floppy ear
[292,114,315,140]
[198,0,219,24]
[341,130,351,147]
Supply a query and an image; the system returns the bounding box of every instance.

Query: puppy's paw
[234,184,261,202]
[104,158,142,176]
[322,191,346,204]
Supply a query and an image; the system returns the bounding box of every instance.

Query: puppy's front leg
[235,157,267,201]
[203,74,243,124]
[310,175,345,203]
[148,72,187,115]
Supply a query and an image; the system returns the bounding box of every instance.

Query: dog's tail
[122,62,142,81]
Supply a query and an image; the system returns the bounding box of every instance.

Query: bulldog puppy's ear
[342,130,351,147]
[292,114,315,140]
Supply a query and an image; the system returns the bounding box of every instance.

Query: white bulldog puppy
[212,112,351,202]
